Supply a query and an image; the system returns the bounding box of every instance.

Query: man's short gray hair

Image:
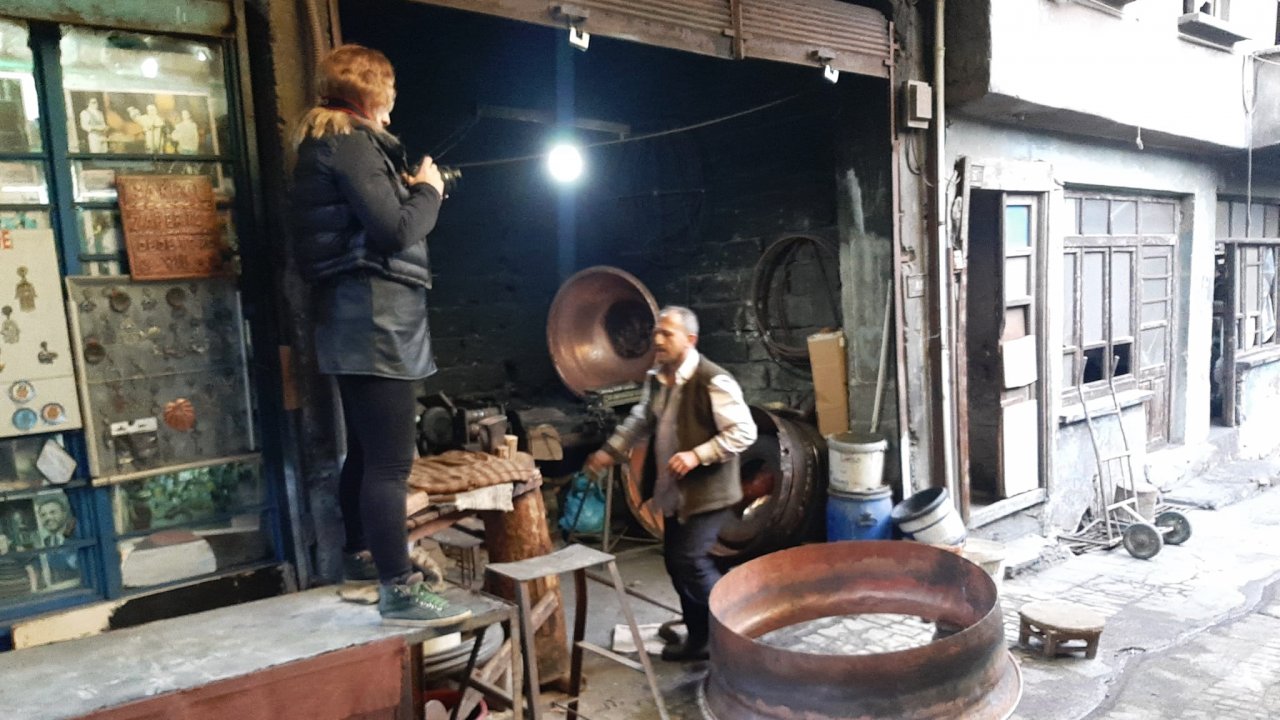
[659,305,699,336]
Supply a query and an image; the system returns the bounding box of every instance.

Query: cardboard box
[808,331,850,437]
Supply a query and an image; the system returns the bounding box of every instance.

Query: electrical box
[904,80,933,130]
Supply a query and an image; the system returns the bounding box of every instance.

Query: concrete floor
[488,458,1280,720]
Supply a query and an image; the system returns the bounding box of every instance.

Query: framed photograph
[80,208,122,255]
[0,497,39,552]
[65,88,219,156]
[0,71,38,154]
[0,530,37,602]
[33,490,73,546]
[0,161,45,205]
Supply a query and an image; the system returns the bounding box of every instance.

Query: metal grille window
[1218,200,1280,354]
[1062,192,1178,446]
[1063,195,1177,388]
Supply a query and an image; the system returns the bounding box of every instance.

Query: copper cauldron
[547,266,658,396]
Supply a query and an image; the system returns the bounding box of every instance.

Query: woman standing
[292,44,466,626]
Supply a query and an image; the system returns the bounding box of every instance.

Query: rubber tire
[1122,522,1164,560]
[1155,510,1192,546]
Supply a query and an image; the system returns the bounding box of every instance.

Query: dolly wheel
[1122,522,1163,559]
[1155,510,1192,546]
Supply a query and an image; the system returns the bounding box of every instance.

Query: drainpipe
[933,0,958,501]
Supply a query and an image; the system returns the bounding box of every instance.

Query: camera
[439,166,462,196]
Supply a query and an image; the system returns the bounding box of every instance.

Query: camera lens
[439,166,461,195]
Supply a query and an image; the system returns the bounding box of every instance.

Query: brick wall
[345,2,890,411]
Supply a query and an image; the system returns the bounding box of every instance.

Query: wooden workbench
[0,585,516,720]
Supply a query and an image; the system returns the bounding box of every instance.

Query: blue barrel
[826,486,893,541]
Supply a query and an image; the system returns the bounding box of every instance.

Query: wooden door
[997,195,1041,497]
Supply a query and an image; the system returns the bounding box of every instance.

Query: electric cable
[446,91,812,170]
[431,115,480,159]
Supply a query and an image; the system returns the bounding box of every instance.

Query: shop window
[0,15,272,622]
[111,461,270,589]
[1063,193,1177,446]
[0,436,87,604]
[59,27,234,274]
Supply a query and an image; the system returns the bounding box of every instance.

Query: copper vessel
[546,266,658,396]
[705,540,1022,720]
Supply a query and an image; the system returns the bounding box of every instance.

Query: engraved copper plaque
[117,175,227,280]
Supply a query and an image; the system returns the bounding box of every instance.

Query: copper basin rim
[704,540,1022,720]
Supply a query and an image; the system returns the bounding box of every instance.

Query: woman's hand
[405,155,445,196]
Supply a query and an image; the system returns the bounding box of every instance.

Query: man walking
[585,306,756,661]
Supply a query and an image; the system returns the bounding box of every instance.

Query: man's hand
[667,451,700,480]
[584,450,614,475]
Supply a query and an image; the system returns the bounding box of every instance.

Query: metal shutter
[740,0,890,78]
[408,0,890,79]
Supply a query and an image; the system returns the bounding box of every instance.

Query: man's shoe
[378,580,472,627]
[657,620,684,645]
[342,551,379,582]
[660,640,709,662]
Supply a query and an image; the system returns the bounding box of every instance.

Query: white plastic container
[891,487,967,547]
[827,431,888,492]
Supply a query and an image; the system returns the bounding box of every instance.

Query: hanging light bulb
[547,142,585,184]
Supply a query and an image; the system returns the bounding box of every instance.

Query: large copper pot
[705,541,1022,720]
[546,266,658,396]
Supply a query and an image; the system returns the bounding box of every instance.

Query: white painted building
[942,0,1280,533]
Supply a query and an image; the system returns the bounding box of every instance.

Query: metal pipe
[886,21,913,495]
[870,282,892,435]
[933,0,958,501]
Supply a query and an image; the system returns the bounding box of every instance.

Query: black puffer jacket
[292,125,440,287]
[292,124,443,380]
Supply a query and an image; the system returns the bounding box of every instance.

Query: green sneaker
[378,581,472,627]
[342,551,379,582]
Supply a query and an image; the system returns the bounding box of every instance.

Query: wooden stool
[1018,600,1106,659]
[430,526,485,589]
[486,544,669,720]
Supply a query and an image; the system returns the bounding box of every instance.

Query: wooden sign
[116,174,227,280]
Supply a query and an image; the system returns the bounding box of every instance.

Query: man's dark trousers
[663,508,733,647]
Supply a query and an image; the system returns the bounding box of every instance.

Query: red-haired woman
[292,44,466,626]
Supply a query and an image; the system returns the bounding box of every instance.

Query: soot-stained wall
[341,1,891,408]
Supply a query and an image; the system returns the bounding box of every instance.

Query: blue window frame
[0,15,289,639]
